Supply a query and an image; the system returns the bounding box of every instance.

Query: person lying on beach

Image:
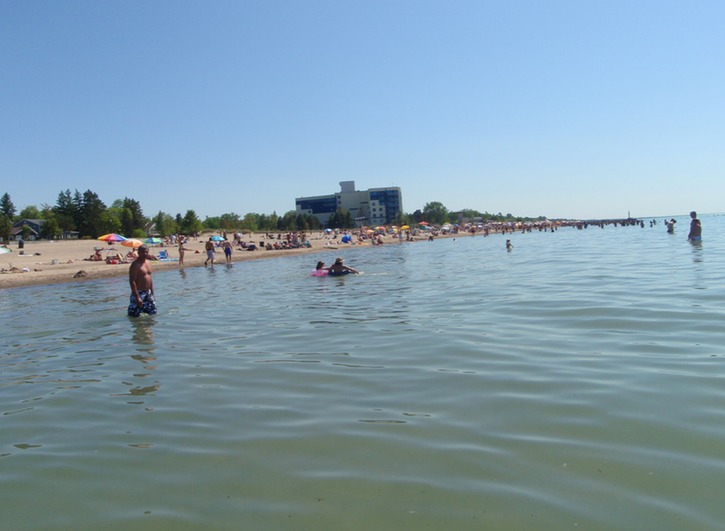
[327,257,360,275]
[106,252,124,264]
[87,249,103,261]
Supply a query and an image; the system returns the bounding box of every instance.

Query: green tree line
[1,190,548,242]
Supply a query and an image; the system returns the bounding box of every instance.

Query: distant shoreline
[0,230,467,290]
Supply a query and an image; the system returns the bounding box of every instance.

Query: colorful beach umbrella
[400,225,410,230]
[210,235,224,241]
[97,233,126,243]
[145,237,162,245]
[121,238,144,248]
[0,246,12,254]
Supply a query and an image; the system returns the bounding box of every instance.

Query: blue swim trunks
[128,290,157,317]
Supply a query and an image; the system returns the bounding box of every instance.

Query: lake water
[2,215,725,530]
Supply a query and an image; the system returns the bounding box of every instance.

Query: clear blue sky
[2,0,723,220]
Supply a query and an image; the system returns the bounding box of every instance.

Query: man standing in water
[688,211,702,241]
[128,245,157,317]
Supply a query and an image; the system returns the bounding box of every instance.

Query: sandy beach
[0,231,456,290]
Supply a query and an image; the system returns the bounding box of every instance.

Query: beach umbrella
[400,225,410,230]
[97,233,126,243]
[0,246,12,254]
[145,237,162,245]
[210,235,224,242]
[418,221,429,226]
[121,238,144,248]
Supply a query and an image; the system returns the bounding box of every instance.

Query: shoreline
[0,231,467,290]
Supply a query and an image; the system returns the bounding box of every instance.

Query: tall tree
[121,197,145,233]
[278,210,297,231]
[19,205,41,219]
[40,205,61,239]
[179,210,202,235]
[327,207,353,229]
[152,211,177,237]
[219,212,241,231]
[241,213,259,232]
[119,207,135,236]
[0,193,15,241]
[422,201,450,225]
[78,190,107,238]
[1,193,16,220]
[54,189,77,235]
[72,190,84,234]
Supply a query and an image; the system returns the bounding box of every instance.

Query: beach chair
[158,250,177,262]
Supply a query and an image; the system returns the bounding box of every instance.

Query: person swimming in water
[311,260,329,276]
[327,257,360,275]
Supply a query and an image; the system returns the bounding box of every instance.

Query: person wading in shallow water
[687,211,702,241]
[128,245,157,317]
[205,238,215,266]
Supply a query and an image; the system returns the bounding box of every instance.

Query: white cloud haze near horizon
[2,1,724,220]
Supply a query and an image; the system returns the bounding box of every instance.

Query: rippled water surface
[3,215,725,530]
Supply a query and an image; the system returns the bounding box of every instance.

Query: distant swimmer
[506,239,513,251]
[687,211,702,241]
[666,219,676,234]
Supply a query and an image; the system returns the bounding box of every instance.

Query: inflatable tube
[328,270,351,276]
[311,269,329,276]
